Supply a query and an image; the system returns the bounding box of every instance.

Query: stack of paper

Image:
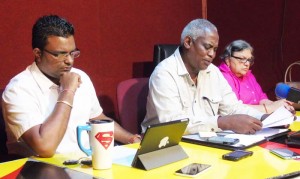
[262,106,294,128]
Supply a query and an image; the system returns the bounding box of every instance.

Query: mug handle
[77,125,92,156]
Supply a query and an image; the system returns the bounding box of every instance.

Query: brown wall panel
[0,0,201,118]
[208,0,300,100]
[282,0,300,82]
[4,0,298,120]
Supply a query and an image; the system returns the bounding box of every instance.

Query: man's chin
[61,70,70,75]
[199,65,209,71]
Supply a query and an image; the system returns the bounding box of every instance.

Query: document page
[183,127,289,149]
[262,106,294,128]
[112,146,137,167]
[183,133,264,148]
[224,128,289,147]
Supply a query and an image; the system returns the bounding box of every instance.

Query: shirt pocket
[202,96,222,116]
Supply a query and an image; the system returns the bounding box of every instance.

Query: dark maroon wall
[1,1,298,120]
[208,0,300,100]
[0,1,202,119]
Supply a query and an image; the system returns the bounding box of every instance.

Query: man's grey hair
[180,19,217,45]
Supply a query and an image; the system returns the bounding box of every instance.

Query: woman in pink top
[218,40,293,113]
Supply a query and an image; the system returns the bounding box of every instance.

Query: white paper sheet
[112,146,137,167]
[198,131,217,137]
[183,127,289,149]
[225,128,289,147]
[262,106,294,128]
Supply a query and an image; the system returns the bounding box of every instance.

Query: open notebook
[182,106,294,150]
[182,128,290,150]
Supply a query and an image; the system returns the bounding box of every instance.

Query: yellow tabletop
[1,112,300,179]
[0,158,27,178]
[28,142,300,179]
[290,111,300,131]
[1,143,300,179]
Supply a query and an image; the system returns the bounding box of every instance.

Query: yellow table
[1,141,300,179]
[1,113,300,179]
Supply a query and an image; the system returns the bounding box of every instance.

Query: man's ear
[183,36,193,49]
[33,48,41,62]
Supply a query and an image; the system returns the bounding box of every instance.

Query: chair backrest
[153,44,179,67]
[116,78,149,134]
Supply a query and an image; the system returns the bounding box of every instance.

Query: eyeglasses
[231,55,254,66]
[43,48,80,60]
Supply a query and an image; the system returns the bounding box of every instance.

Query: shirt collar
[29,62,58,94]
[174,48,189,76]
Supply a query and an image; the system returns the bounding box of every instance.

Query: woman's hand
[264,99,295,114]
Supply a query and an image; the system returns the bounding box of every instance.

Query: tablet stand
[132,145,188,170]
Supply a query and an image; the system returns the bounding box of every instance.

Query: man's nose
[207,49,215,58]
[64,54,74,64]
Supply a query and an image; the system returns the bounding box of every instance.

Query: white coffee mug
[77,119,114,170]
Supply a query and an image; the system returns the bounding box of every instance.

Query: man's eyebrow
[49,50,68,54]
[203,43,214,48]
[52,49,78,54]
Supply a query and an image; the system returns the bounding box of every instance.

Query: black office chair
[153,44,179,67]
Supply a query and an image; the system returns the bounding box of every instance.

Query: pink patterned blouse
[218,62,268,105]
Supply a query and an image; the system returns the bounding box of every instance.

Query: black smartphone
[270,148,300,159]
[222,150,253,161]
[286,139,300,148]
[207,136,239,145]
[286,131,300,148]
[174,163,211,177]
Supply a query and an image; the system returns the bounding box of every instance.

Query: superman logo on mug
[95,131,114,149]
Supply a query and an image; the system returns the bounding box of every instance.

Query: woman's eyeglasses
[231,55,254,66]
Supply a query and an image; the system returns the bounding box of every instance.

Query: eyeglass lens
[231,55,254,65]
[43,49,80,59]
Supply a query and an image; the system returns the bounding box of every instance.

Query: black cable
[202,96,216,116]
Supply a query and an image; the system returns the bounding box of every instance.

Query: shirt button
[194,100,196,103]
[211,128,215,132]
[192,84,194,87]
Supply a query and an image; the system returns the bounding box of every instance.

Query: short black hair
[32,15,74,50]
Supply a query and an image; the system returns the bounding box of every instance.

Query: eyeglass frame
[43,48,80,60]
[231,55,254,66]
